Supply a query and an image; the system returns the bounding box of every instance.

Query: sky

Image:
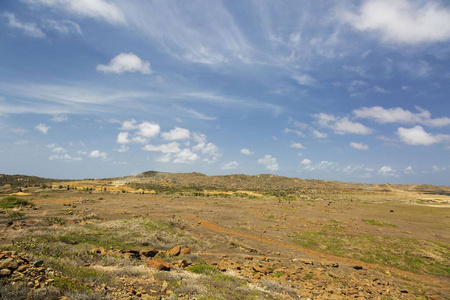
[1,0,450,185]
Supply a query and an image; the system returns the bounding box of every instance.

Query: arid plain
[0,172,449,299]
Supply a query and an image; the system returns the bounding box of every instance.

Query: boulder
[147,257,170,271]
[180,247,191,255]
[0,268,11,276]
[168,245,181,257]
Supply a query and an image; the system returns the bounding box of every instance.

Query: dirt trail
[148,213,449,290]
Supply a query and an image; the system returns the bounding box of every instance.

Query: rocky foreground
[1,245,439,300]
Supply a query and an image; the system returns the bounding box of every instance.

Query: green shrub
[0,196,34,208]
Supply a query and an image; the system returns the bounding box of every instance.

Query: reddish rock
[168,245,181,257]
[180,248,191,255]
[147,258,170,271]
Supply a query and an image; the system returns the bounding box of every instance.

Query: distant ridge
[1,171,449,194]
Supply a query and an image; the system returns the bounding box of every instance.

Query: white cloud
[258,154,279,171]
[378,165,397,177]
[283,128,305,137]
[121,119,138,130]
[49,154,82,161]
[303,160,336,171]
[88,150,108,159]
[35,123,50,134]
[404,166,416,175]
[313,130,327,138]
[340,0,450,44]
[173,149,198,164]
[354,106,450,127]
[240,148,254,155]
[222,161,239,170]
[293,74,317,87]
[117,132,130,144]
[192,133,207,144]
[301,158,312,165]
[314,113,372,135]
[115,1,250,64]
[43,19,82,35]
[343,164,365,174]
[397,126,450,146]
[136,122,160,138]
[3,12,45,38]
[26,0,125,24]
[143,142,181,154]
[52,114,68,122]
[130,136,148,144]
[15,140,30,146]
[51,146,65,153]
[193,142,222,163]
[115,145,129,153]
[349,142,369,150]
[161,127,191,140]
[291,142,304,149]
[97,53,151,74]
[431,165,446,172]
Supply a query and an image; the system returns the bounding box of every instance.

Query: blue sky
[1,0,450,184]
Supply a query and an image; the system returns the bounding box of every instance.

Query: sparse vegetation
[293,232,450,276]
[365,219,397,227]
[0,196,34,208]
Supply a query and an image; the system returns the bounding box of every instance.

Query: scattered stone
[302,260,314,265]
[0,268,12,276]
[353,266,363,270]
[147,257,170,271]
[168,245,181,256]
[180,247,191,255]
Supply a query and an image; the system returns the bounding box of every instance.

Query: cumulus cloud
[303,160,336,171]
[88,150,108,159]
[97,53,151,74]
[3,12,45,38]
[313,130,327,138]
[52,114,68,122]
[173,149,199,164]
[340,0,450,44]
[25,0,125,24]
[314,113,372,135]
[240,148,254,155]
[290,142,304,149]
[301,158,312,165]
[161,127,191,140]
[136,122,160,138]
[193,142,221,163]
[349,142,369,150]
[117,132,130,144]
[120,119,138,130]
[404,166,416,175]
[222,161,239,170]
[397,126,450,146]
[35,123,50,134]
[258,154,279,171]
[354,106,450,127]
[143,142,181,154]
[378,165,397,177]
[51,146,65,153]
